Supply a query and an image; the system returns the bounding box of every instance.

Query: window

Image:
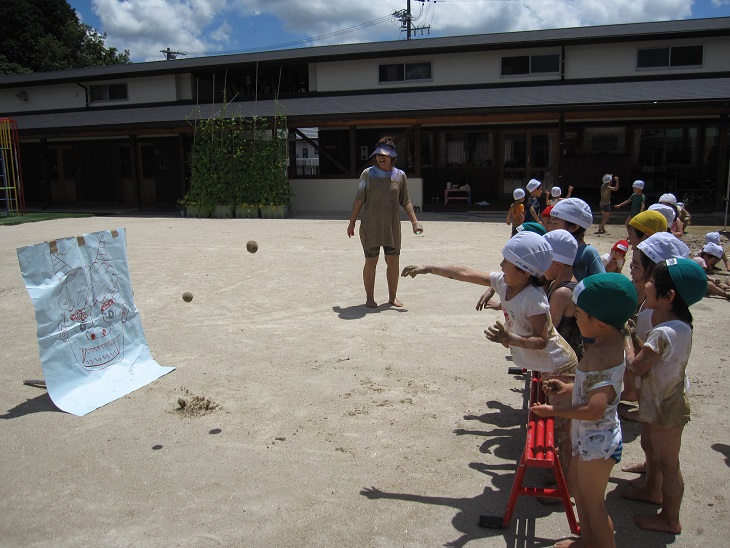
[379,62,432,83]
[501,54,560,76]
[583,127,627,154]
[636,45,703,69]
[302,148,308,159]
[439,132,492,166]
[633,127,698,166]
[89,83,128,103]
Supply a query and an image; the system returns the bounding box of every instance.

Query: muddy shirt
[356,166,410,251]
[636,311,692,428]
[490,272,578,373]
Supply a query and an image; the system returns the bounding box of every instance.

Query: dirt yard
[1,214,728,547]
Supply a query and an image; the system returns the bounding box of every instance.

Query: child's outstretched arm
[532,385,612,421]
[401,264,491,285]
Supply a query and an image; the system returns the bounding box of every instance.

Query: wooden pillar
[414,124,422,178]
[349,126,357,177]
[129,135,141,209]
[177,133,187,199]
[40,138,52,208]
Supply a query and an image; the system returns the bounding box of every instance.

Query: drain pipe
[76,82,89,107]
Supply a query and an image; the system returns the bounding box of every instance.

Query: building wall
[2,74,181,113]
[565,36,730,78]
[291,178,423,212]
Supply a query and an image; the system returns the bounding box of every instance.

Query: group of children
[405,179,725,546]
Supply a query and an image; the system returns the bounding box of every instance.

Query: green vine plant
[184,100,292,212]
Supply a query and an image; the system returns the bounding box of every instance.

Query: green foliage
[0,1,130,74]
[186,106,292,210]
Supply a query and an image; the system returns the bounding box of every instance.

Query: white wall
[565,36,730,78]
[291,178,423,212]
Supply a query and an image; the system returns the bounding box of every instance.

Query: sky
[67,0,730,63]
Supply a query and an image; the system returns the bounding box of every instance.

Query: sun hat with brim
[706,232,721,245]
[550,186,562,198]
[526,179,542,192]
[369,144,397,158]
[629,210,667,236]
[648,203,676,225]
[502,231,553,277]
[516,221,547,236]
[637,232,690,264]
[602,174,613,184]
[572,273,638,330]
[550,197,593,229]
[612,240,630,255]
[632,180,645,189]
[659,193,678,206]
[513,188,526,200]
[544,229,578,266]
[703,242,724,259]
[665,258,708,307]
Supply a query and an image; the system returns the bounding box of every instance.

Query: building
[1,17,729,213]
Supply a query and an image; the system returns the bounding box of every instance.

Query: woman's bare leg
[363,256,378,307]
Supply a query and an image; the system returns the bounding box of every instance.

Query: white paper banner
[17,228,174,416]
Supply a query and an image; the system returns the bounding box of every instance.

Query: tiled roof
[12,76,730,132]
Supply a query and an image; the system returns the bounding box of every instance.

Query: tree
[0,0,130,75]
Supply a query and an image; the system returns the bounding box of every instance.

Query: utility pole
[393,0,431,40]
[160,48,185,60]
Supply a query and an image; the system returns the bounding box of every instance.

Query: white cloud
[91,0,699,61]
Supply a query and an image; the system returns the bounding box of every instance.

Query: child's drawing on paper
[53,234,130,371]
[17,228,174,416]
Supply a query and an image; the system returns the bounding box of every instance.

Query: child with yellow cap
[626,209,667,249]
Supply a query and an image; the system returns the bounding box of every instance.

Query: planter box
[185,205,212,218]
[260,205,289,219]
[235,205,260,218]
[212,205,233,218]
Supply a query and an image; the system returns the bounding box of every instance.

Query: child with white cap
[692,242,730,299]
[549,198,606,282]
[548,185,573,206]
[524,179,543,225]
[676,201,691,231]
[614,180,646,227]
[621,258,707,535]
[533,273,638,548]
[656,193,683,238]
[598,174,620,234]
[401,231,577,378]
[506,188,526,236]
[704,232,729,271]
[621,232,691,418]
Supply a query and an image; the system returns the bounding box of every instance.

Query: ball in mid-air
[182,291,193,302]
[246,240,258,253]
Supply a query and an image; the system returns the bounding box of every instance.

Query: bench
[480,370,579,535]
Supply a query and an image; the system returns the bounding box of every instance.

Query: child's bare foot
[388,298,403,307]
[620,486,662,505]
[626,477,646,489]
[633,512,682,534]
[622,461,647,474]
[554,538,581,548]
[366,298,378,308]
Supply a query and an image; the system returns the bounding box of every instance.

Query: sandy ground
[1,214,728,547]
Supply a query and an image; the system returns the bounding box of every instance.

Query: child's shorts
[363,245,399,258]
[574,434,622,463]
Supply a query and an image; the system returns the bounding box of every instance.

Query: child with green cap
[532,273,637,548]
[620,258,707,535]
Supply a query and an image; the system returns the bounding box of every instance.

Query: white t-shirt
[490,272,577,373]
[635,309,693,426]
[601,252,625,271]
